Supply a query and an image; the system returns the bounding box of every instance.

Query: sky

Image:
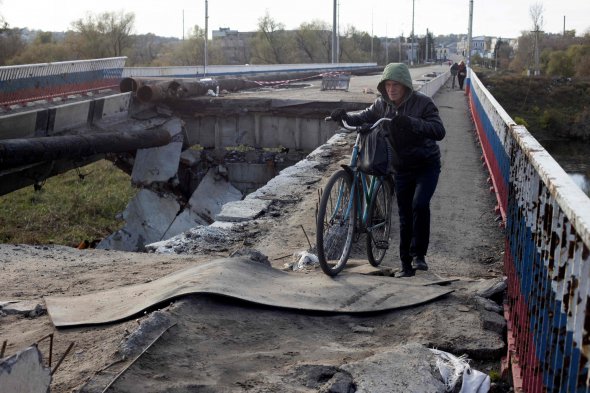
[2,0,589,40]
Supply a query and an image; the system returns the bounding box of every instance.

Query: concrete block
[298,117,325,150]
[97,189,181,251]
[50,100,91,134]
[340,343,446,393]
[258,115,281,147]
[99,92,131,119]
[0,346,51,393]
[188,168,243,222]
[0,300,45,317]
[131,118,183,186]
[481,309,507,334]
[163,209,208,240]
[215,198,271,222]
[180,149,202,167]
[195,117,217,148]
[275,116,297,148]
[0,110,38,139]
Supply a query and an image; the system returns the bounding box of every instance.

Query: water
[540,139,590,197]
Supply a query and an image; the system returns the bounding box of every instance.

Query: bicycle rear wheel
[366,178,393,267]
[316,169,356,276]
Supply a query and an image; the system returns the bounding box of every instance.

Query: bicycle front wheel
[316,169,356,276]
[366,178,393,267]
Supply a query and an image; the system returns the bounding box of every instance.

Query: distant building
[456,35,517,60]
[212,27,256,65]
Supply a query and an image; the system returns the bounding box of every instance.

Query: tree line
[1,9,589,78]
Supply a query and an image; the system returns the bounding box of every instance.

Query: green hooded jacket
[346,62,446,170]
[376,63,414,106]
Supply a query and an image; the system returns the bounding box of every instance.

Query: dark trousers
[458,76,466,90]
[451,74,456,88]
[394,163,441,264]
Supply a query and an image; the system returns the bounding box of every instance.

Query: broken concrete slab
[0,346,51,393]
[97,189,181,251]
[468,277,507,299]
[131,117,184,186]
[340,343,446,393]
[215,198,271,222]
[187,168,243,223]
[0,300,45,317]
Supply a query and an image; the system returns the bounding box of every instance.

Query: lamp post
[411,0,415,66]
[467,0,473,66]
[204,0,208,76]
[332,0,338,63]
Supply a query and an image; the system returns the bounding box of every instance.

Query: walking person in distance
[330,63,446,277]
[457,60,467,90]
[450,62,459,89]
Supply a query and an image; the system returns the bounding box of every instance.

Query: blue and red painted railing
[468,69,590,392]
[0,57,126,107]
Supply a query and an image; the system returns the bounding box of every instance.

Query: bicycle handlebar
[324,116,391,133]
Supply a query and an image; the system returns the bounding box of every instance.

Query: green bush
[514,116,529,128]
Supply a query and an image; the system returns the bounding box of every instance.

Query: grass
[0,159,137,246]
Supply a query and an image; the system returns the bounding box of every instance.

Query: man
[330,63,446,277]
[450,62,459,89]
[457,60,467,90]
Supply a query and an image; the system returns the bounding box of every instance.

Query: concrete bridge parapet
[468,68,590,392]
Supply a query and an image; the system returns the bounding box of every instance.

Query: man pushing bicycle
[330,63,446,278]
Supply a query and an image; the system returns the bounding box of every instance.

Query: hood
[377,63,414,105]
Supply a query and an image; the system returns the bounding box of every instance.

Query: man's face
[384,80,407,105]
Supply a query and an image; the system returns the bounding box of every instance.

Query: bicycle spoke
[316,170,355,276]
[367,179,393,267]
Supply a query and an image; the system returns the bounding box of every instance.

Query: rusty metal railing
[0,57,126,107]
[468,69,590,392]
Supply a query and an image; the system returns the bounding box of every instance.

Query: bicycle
[316,117,396,276]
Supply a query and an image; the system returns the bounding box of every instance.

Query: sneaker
[412,256,429,271]
[396,268,415,278]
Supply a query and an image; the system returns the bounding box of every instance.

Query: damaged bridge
[2,57,590,393]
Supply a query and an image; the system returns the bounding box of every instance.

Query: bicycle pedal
[374,240,389,249]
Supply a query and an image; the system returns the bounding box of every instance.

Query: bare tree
[295,20,332,62]
[71,11,135,58]
[530,2,544,76]
[251,12,295,64]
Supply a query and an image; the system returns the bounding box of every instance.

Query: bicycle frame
[334,122,387,232]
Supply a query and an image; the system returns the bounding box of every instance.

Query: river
[540,139,590,197]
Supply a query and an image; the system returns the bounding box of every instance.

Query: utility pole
[426,28,429,62]
[371,9,374,61]
[204,0,208,76]
[385,24,389,64]
[467,0,473,66]
[332,0,337,63]
[182,10,185,41]
[411,0,415,66]
[399,34,402,62]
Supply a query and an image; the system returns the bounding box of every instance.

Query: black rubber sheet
[45,257,452,327]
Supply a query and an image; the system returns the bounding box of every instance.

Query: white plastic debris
[430,348,490,393]
[290,251,319,271]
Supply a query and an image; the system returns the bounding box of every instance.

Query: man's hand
[330,108,349,126]
[358,123,372,135]
[389,115,412,132]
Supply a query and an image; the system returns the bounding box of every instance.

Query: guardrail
[416,71,450,97]
[0,57,126,107]
[467,69,590,392]
[122,63,378,79]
